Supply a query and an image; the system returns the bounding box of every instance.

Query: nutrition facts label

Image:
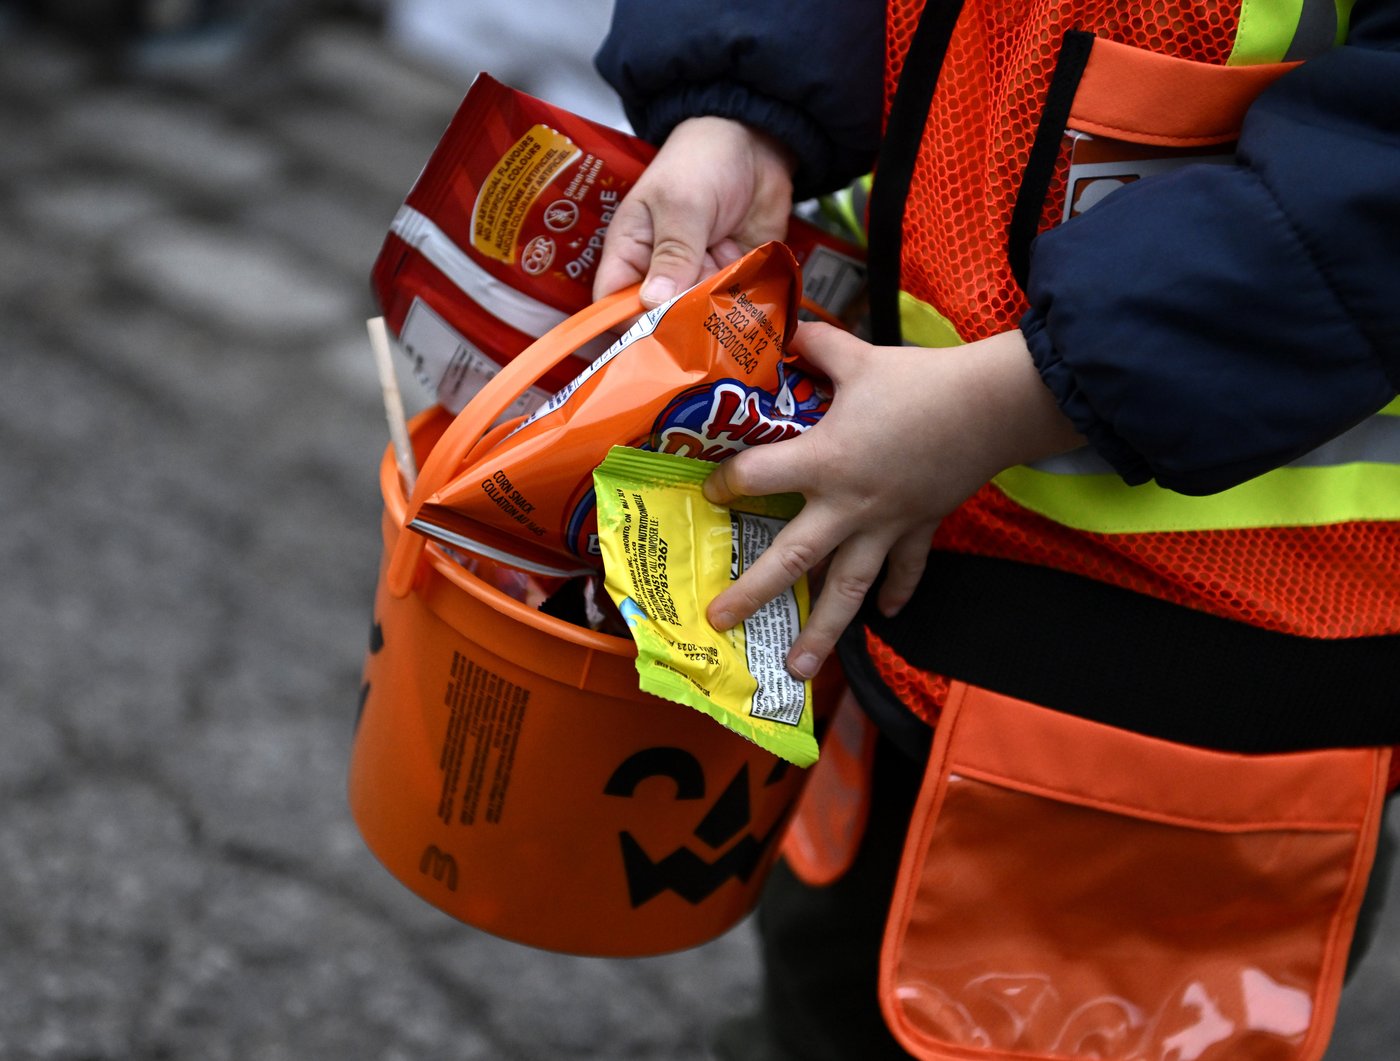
[732,512,807,726]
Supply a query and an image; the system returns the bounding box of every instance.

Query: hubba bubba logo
[603,746,794,907]
[652,365,828,464]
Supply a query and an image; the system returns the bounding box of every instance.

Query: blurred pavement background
[0,2,1396,1059]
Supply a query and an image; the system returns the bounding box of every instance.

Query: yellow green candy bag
[592,446,818,767]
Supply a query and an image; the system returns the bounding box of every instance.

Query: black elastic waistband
[848,551,1400,755]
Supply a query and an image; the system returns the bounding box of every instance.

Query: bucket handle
[386,285,644,598]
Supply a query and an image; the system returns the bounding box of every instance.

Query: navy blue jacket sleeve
[593,0,884,200]
[1021,0,1400,495]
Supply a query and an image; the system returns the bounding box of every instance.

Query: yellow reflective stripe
[895,292,1400,532]
[995,460,1400,532]
[1230,0,1306,64]
[816,174,872,249]
[1230,0,1348,64]
[899,291,964,348]
[1337,0,1356,43]
[1001,402,1400,531]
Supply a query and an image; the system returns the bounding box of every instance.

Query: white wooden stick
[366,317,417,494]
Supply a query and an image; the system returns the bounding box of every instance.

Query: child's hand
[702,323,1084,680]
[593,116,797,307]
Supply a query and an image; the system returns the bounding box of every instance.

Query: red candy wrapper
[371,73,866,415]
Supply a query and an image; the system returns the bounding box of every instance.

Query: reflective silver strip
[389,205,570,338]
[1030,409,1400,476]
[408,518,595,578]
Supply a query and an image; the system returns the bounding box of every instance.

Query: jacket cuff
[1020,309,1154,486]
[624,81,843,202]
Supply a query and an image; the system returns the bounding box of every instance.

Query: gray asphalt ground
[0,5,1397,1060]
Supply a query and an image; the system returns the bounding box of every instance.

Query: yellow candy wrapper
[592,446,819,767]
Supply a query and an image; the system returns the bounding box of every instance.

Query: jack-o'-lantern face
[604,746,794,906]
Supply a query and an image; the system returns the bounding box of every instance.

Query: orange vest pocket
[879,682,1390,1061]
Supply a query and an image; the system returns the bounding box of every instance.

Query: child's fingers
[783,531,891,679]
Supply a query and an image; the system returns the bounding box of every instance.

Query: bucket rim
[379,439,639,660]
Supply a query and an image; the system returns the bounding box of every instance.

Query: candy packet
[408,241,830,575]
[592,446,818,768]
[371,73,867,415]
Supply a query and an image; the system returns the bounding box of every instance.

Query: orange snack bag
[409,241,829,573]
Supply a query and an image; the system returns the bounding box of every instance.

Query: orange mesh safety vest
[863,0,1400,764]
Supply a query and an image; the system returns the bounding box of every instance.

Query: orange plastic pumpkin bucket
[348,289,832,956]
